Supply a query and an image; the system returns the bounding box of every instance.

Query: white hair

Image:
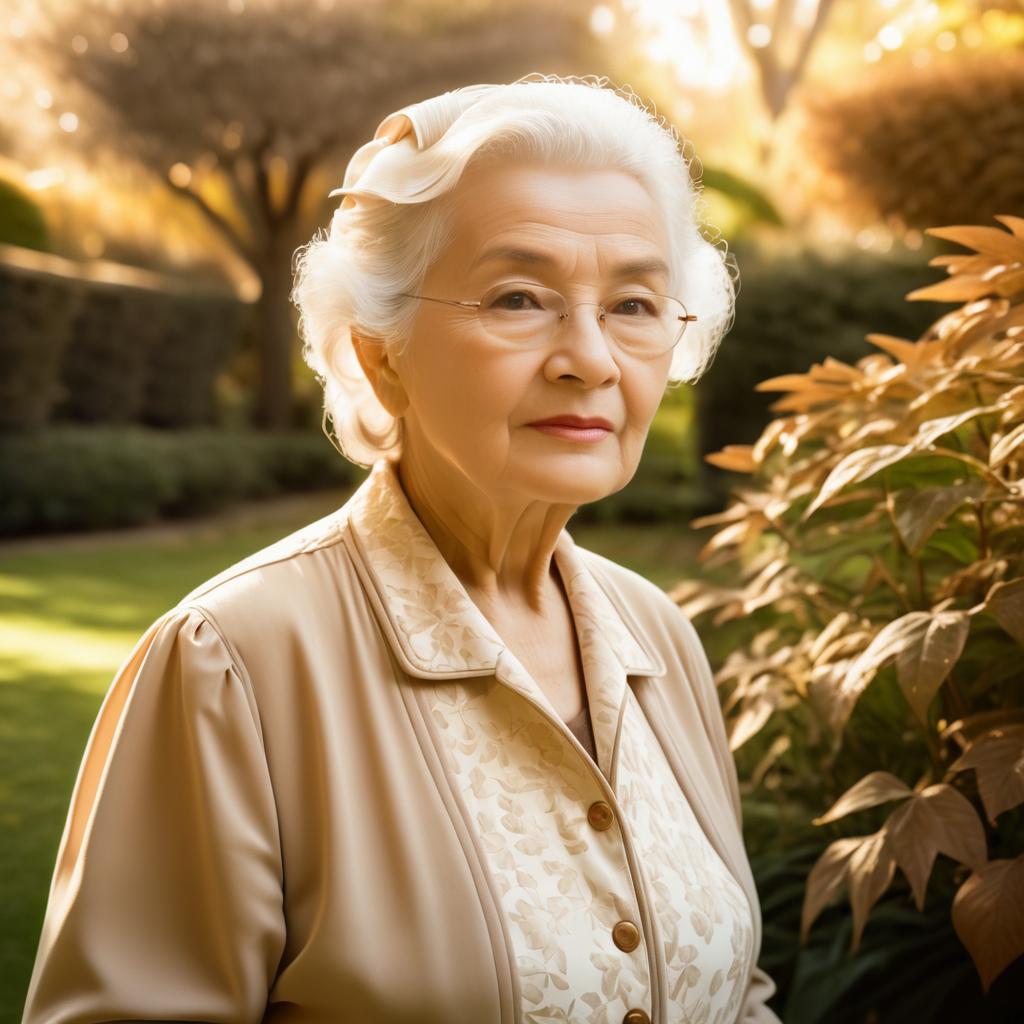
[291,73,739,467]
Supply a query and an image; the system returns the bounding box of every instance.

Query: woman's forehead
[454,160,660,220]
[439,163,669,277]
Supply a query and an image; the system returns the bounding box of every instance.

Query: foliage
[0,179,49,252]
[695,239,949,511]
[698,167,783,227]
[748,838,1024,1024]
[0,426,356,535]
[798,50,1024,233]
[674,214,1024,998]
[0,251,249,430]
[0,248,80,429]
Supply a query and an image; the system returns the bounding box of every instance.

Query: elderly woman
[22,76,780,1024]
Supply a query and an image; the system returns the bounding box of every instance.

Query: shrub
[695,239,948,512]
[0,249,81,428]
[797,51,1024,233]
[674,215,1024,1015]
[0,179,49,252]
[0,427,356,536]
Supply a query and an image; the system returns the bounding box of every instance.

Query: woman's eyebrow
[470,245,670,281]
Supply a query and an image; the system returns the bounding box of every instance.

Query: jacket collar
[341,458,664,684]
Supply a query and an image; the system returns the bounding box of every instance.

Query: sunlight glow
[24,167,66,190]
[590,4,615,36]
[878,24,904,49]
[747,23,772,47]
[169,162,192,188]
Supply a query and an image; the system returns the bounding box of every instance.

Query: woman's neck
[395,453,575,616]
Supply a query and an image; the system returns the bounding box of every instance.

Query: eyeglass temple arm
[400,293,479,310]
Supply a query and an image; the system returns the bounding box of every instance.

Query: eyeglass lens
[476,282,690,353]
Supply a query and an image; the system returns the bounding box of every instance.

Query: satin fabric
[22,458,781,1024]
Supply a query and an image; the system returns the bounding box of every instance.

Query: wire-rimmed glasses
[398,281,697,357]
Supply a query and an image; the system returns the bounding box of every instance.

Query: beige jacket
[22,458,781,1024]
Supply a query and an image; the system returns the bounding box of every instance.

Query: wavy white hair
[291,73,739,467]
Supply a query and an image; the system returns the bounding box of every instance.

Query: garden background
[2,0,1023,1020]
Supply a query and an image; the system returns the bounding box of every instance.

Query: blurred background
[2,1,1023,1020]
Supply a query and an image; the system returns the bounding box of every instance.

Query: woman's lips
[529,423,613,443]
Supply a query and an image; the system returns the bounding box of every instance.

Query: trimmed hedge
[0,258,81,429]
[0,246,250,431]
[0,427,359,536]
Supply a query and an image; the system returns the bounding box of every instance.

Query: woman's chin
[511,460,628,507]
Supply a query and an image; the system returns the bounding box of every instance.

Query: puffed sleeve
[21,606,286,1024]
[673,609,783,1024]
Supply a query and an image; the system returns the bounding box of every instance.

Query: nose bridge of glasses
[546,294,613,335]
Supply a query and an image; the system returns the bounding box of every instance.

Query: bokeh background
[2,1,1023,1020]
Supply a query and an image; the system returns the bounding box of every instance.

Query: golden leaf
[924,225,1024,265]
[907,277,993,303]
[951,855,1024,993]
[705,445,758,473]
[994,214,1024,241]
[726,675,777,752]
[766,384,855,414]
[864,333,921,364]
[800,835,865,944]
[847,830,899,952]
[885,784,988,911]
[754,372,818,393]
[802,444,910,521]
[811,771,912,826]
[827,612,933,732]
[983,578,1024,645]
[949,724,1024,826]
[891,480,987,555]
[895,611,971,724]
[990,421,1024,469]
[995,266,1024,299]
[911,405,1002,450]
[696,520,749,559]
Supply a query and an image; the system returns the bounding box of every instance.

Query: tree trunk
[253,234,298,430]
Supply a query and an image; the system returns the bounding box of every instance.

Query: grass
[0,484,715,1021]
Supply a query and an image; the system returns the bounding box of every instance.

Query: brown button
[623,1010,651,1024]
[612,920,641,952]
[587,800,614,831]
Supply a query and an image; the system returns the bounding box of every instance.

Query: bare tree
[727,0,837,162]
[21,0,601,428]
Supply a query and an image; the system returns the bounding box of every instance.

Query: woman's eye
[613,295,658,317]
[491,290,543,311]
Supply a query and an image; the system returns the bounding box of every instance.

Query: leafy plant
[675,214,1024,996]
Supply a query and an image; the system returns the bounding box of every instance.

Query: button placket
[493,653,662,1022]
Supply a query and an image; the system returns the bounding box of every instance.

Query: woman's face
[389,160,677,506]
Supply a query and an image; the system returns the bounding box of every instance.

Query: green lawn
[0,488,710,1020]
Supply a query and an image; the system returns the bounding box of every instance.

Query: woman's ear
[350,328,410,418]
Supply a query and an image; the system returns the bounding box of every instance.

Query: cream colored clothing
[22,458,781,1024]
